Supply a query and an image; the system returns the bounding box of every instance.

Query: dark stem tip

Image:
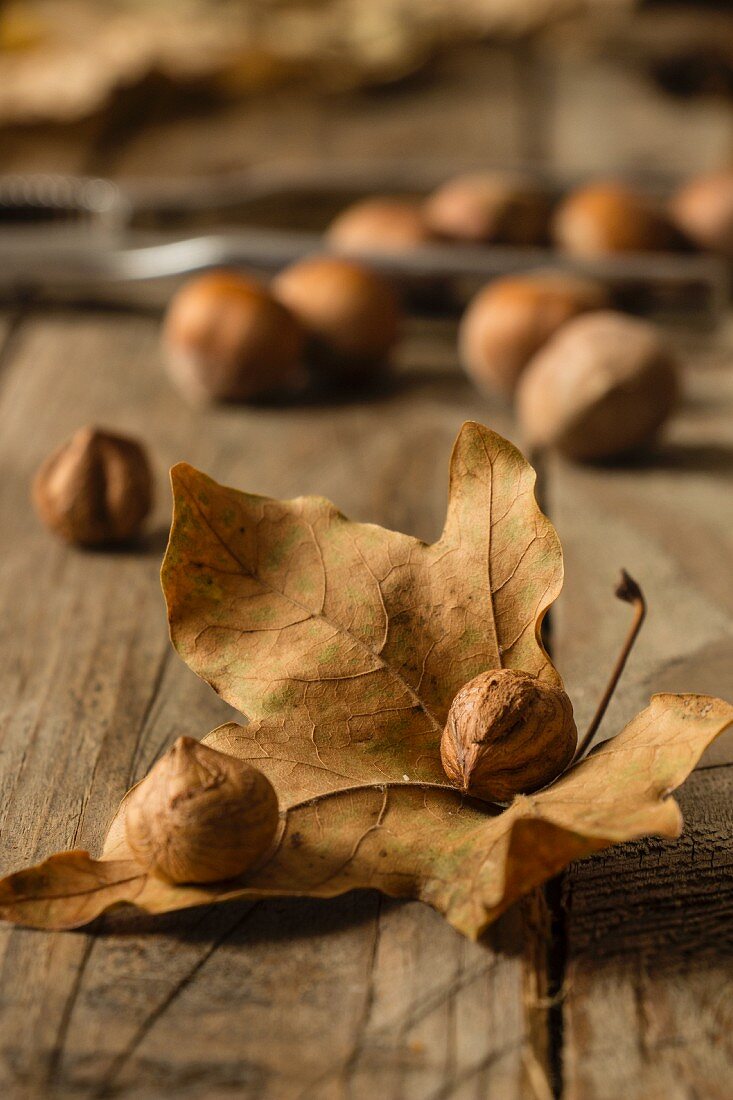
[615,569,644,606]
[573,568,648,764]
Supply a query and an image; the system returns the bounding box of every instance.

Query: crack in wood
[91,902,261,1098]
[44,936,95,1090]
[543,877,568,1099]
[126,646,173,787]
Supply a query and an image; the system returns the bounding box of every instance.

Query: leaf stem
[574,570,647,762]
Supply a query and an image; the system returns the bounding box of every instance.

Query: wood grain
[551,336,733,1100]
[0,311,552,1098]
[1,34,732,1099]
[561,767,733,1100]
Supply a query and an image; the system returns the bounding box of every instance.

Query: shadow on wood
[96,889,528,959]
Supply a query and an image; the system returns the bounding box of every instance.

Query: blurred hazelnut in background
[553,181,680,256]
[163,270,306,403]
[273,256,402,384]
[670,168,733,256]
[33,427,153,547]
[326,197,431,254]
[423,171,550,245]
[458,269,608,397]
[516,311,679,462]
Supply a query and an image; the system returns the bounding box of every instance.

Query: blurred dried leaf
[0,0,585,123]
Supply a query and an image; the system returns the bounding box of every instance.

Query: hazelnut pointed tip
[172,735,198,752]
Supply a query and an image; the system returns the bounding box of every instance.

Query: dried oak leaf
[0,423,731,938]
[0,695,730,938]
[163,420,562,805]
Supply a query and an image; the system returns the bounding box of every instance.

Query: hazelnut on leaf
[272,255,402,383]
[516,310,679,462]
[553,182,678,255]
[32,426,152,547]
[326,197,431,254]
[163,270,306,403]
[441,669,577,803]
[424,171,550,245]
[458,269,608,396]
[125,737,279,884]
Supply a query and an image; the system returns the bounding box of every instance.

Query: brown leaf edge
[0,694,730,940]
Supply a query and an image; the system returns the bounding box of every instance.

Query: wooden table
[0,43,732,1100]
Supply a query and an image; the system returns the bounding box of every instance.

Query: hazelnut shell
[125,737,279,884]
[32,426,153,546]
[669,169,733,256]
[516,310,679,462]
[163,270,306,403]
[424,171,550,245]
[459,270,608,396]
[272,256,402,381]
[553,182,678,255]
[326,197,431,254]
[441,669,577,803]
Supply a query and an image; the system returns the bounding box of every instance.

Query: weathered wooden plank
[561,767,733,1100]
[0,309,549,1098]
[551,336,733,1099]
[68,897,546,1100]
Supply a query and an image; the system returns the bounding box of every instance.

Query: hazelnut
[126,737,279,884]
[326,197,431,254]
[424,171,550,245]
[553,182,678,255]
[516,310,679,462]
[272,256,402,383]
[441,669,577,803]
[32,426,152,547]
[458,269,608,396]
[163,270,306,402]
[669,169,733,256]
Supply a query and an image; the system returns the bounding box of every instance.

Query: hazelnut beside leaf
[163,270,306,403]
[424,171,550,245]
[458,270,608,396]
[553,182,678,255]
[125,737,279,884]
[516,311,679,462]
[272,255,402,383]
[441,669,577,803]
[326,197,431,254]
[32,427,152,547]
